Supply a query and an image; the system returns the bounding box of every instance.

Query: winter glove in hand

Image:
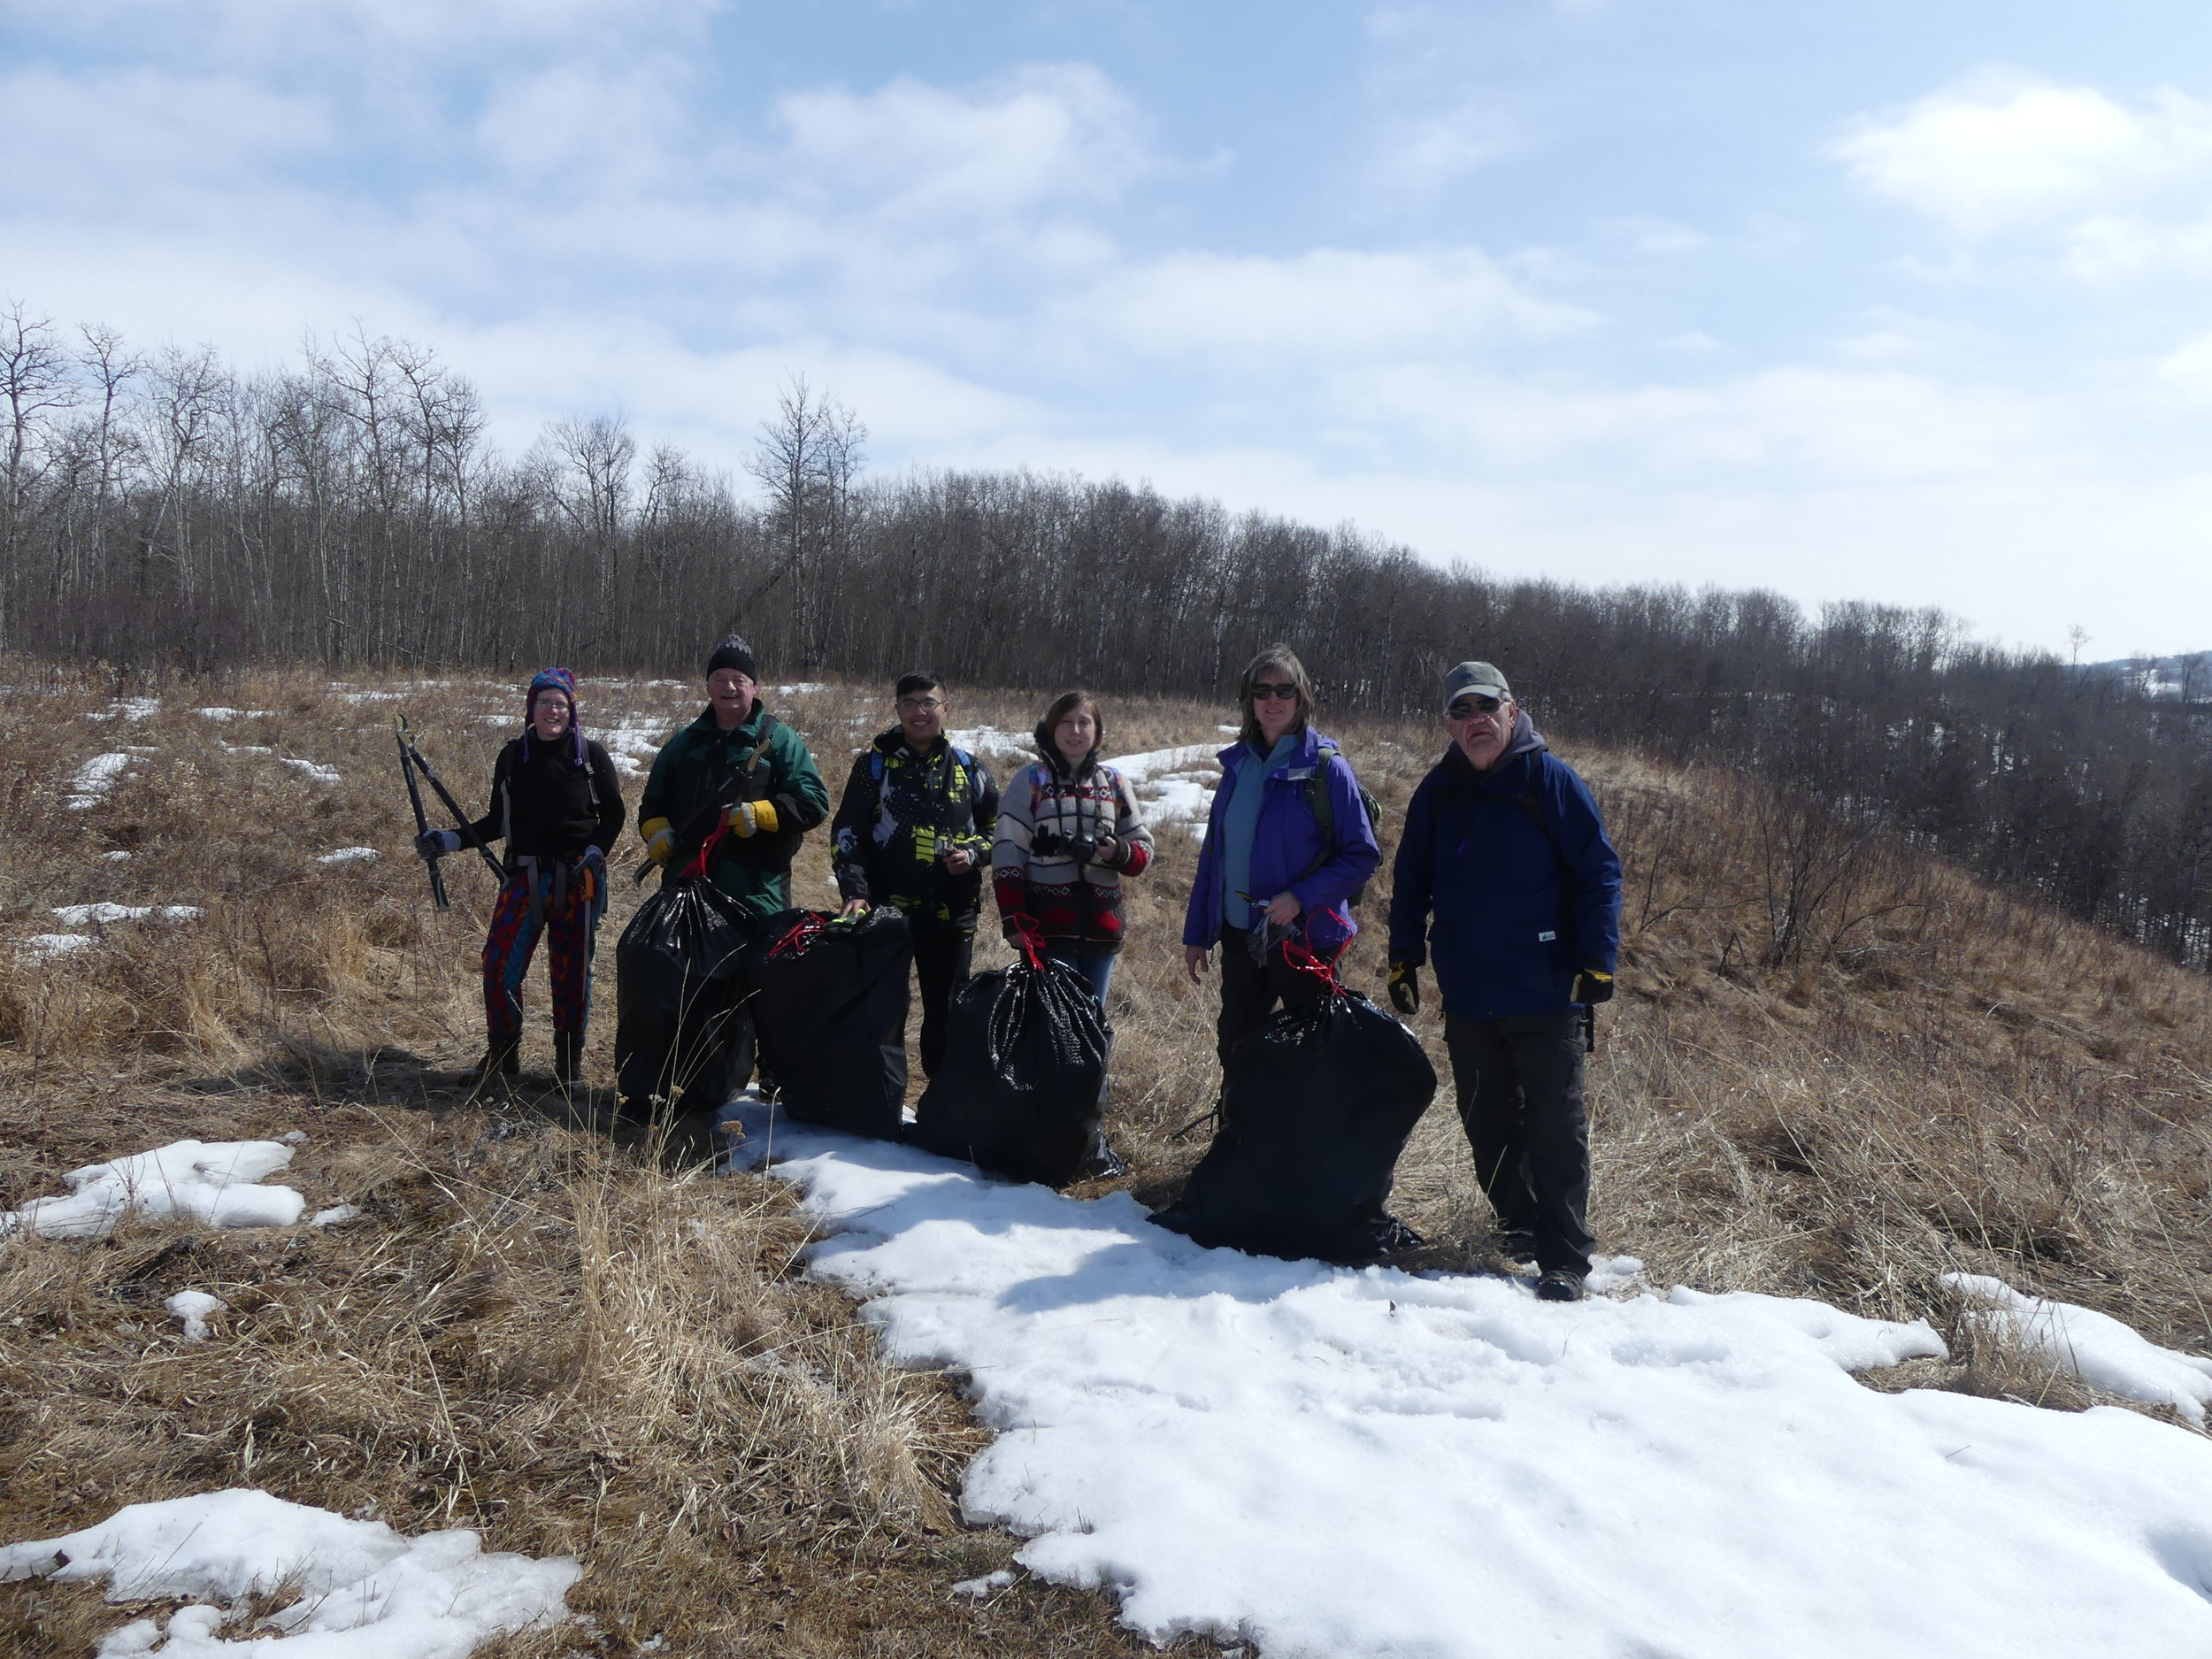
[415,828,460,861]
[574,846,604,905]
[640,817,674,864]
[722,800,780,838]
[1387,961,1420,1017]
[1570,967,1614,1005]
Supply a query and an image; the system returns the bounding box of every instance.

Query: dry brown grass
[4,660,2210,1654]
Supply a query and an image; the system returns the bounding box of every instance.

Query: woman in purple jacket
[1183,646,1381,1071]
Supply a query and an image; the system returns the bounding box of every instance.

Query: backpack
[1303,739,1385,906]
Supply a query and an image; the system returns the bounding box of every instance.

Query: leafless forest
[4,304,2210,968]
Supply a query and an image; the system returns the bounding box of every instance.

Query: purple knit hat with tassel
[525,667,582,764]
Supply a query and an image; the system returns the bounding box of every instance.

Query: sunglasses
[1448,695,1504,719]
[1250,682,1299,703]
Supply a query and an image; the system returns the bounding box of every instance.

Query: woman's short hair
[1036,688,1102,759]
[1237,645,1314,748]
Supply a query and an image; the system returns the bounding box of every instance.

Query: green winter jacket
[638,703,830,918]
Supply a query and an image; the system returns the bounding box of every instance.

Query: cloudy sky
[6,0,2212,657]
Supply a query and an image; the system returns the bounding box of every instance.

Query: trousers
[891,924,975,1080]
[1442,1012,1594,1276]
[1213,924,1330,1071]
[483,864,604,1048]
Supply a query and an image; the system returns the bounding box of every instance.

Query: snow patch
[51,903,204,926]
[281,757,342,785]
[86,697,160,722]
[1109,743,1221,826]
[1,1140,305,1242]
[0,1488,577,1655]
[311,1204,363,1228]
[17,933,96,961]
[165,1290,227,1341]
[772,681,826,696]
[724,1098,2212,1658]
[950,1568,1017,1599]
[67,752,134,809]
[1946,1272,2212,1425]
[949,726,1033,758]
[102,849,132,862]
[317,847,380,865]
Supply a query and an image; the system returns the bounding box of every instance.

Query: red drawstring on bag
[1278,935,1345,997]
[765,911,826,959]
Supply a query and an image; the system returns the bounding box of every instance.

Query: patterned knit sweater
[991,751,1154,956]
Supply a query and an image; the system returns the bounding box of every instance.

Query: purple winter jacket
[1183,725,1380,957]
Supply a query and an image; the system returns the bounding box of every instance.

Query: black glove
[1571,967,1614,1005]
[1387,961,1419,1017]
[414,828,460,861]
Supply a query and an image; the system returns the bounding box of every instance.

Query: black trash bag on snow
[741,908,911,1141]
[613,879,758,1121]
[910,956,1111,1187]
[1155,989,1435,1263]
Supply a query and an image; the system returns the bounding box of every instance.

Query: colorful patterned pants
[482,865,604,1047]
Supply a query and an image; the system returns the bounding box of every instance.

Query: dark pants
[895,926,974,1080]
[1443,1013,1594,1276]
[1215,924,1329,1071]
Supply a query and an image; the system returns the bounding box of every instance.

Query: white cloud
[769,65,1152,225]
[1068,247,1594,367]
[1832,70,2212,238]
[1369,104,1519,200]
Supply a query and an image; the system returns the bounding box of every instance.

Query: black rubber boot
[459,1041,520,1087]
[554,1031,585,1088]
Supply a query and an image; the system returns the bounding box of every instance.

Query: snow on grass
[102,849,132,862]
[1946,1271,2212,1425]
[0,1488,578,1656]
[1109,743,1220,827]
[17,933,96,961]
[51,903,204,926]
[281,757,342,785]
[196,707,273,721]
[66,751,134,809]
[317,847,380,865]
[724,1100,2212,1658]
[772,681,826,696]
[165,1290,227,1341]
[311,1203,363,1228]
[949,726,1034,760]
[600,717,675,778]
[1,1140,305,1242]
[86,696,160,722]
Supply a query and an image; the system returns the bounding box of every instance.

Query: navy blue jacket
[1387,715,1622,1019]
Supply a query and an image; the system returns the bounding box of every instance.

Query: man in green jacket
[637,635,830,918]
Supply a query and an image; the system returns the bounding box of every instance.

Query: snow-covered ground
[51,903,204,926]
[724,1097,2212,1658]
[1946,1271,2212,1425]
[1,1139,307,1241]
[1110,743,1221,833]
[317,847,380,866]
[66,751,137,809]
[0,1489,576,1656]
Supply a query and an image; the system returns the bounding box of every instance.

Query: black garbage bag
[614,879,757,1121]
[1156,989,1436,1263]
[741,908,912,1140]
[910,956,1111,1187]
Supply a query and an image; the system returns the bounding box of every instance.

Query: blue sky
[7,1,2212,656]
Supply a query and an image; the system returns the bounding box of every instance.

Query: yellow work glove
[641,817,674,864]
[724,800,780,838]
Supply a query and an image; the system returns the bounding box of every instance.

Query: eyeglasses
[895,697,946,712]
[1448,695,1504,719]
[1250,682,1299,703]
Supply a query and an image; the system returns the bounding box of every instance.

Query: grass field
[3,661,2208,1655]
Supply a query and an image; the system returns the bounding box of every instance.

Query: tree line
[4,305,2209,969]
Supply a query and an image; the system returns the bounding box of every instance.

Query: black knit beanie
[705,634,757,680]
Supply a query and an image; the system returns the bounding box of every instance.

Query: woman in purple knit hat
[415,667,626,1087]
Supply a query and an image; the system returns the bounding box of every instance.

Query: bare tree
[745,374,865,668]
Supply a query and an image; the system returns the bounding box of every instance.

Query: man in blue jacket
[1387,661,1622,1302]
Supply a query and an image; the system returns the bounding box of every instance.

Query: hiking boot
[1074,1134,1128,1182]
[459,1042,519,1087]
[1535,1269,1588,1303]
[1373,1215,1425,1256]
[554,1032,585,1088]
[1498,1229,1538,1266]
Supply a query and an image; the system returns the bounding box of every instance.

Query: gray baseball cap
[1441,661,1512,712]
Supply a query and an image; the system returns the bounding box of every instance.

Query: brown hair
[1237,645,1314,749]
[1034,689,1102,771]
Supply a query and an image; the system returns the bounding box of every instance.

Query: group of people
[414,636,1623,1302]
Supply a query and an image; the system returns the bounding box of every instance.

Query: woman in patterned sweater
[991,689,1155,1006]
